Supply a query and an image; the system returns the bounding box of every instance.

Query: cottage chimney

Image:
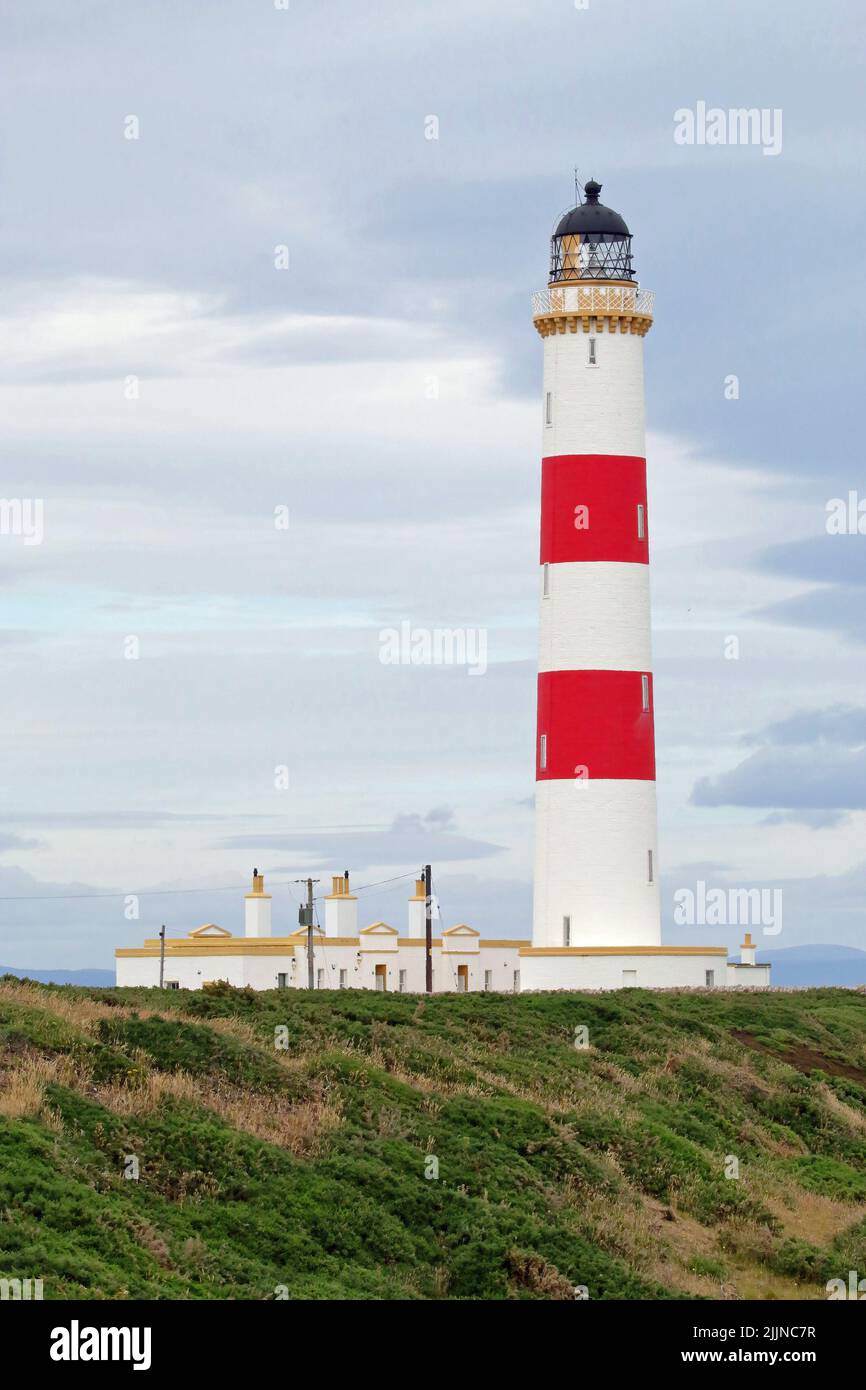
[244,867,272,937]
[407,878,427,936]
[324,870,358,938]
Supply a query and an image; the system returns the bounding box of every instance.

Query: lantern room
[549,179,635,284]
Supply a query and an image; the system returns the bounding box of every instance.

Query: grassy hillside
[2,977,866,1300]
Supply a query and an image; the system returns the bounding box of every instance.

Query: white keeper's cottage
[116,872,526,994]
[114,870,768,993]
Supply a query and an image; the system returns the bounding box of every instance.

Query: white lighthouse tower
[529,180,660,959]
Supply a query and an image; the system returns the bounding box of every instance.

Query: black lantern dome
[550,179,635,284]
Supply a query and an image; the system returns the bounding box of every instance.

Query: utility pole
[158,924,166,989]
[306,877,315,990]
[424,863,432,994]
[294,878,320,989]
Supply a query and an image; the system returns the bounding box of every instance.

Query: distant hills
[0,965,115,987]
[756,945,866,989]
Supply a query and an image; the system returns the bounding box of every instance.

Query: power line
[0,882,287,904]
[347,871,417,897]
[0,869,418,906]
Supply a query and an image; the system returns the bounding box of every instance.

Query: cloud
[219,810,505,871]
[693,748,866,811]
[0,280,471,386]
[746,705,866,747]
[758,537,866,588]
[0,833,43,854]
[761,809,849,830]
[753,539,866,643]
[755,587,866,645]
[694,703,866,820]
[0,812,275,830]
[392,807,456,833]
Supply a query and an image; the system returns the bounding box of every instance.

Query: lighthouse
[115,178,772,996]
[530,180,660,957]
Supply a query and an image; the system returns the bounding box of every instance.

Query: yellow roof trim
[116,944,298,958]
[518,945,729,958]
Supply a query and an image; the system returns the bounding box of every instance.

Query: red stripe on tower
[536,669,656,781]
[540,454,648,565]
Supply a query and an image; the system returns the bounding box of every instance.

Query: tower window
[544,391,552,426]
[542,562,550,597]
[563,915,571,947]
[641,674,650,711]
[587,337,597,366]
[637,503,645,540]
[539,733,547,770]
[647,849,654,884]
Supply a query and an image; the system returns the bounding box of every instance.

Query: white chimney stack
[244,868,272,937]
[407,878,427,936]
[740,932,757,966]
[325,871,358,937]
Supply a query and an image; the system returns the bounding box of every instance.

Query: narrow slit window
[539,733,547,770]
[641,674,650,711]
[588,337,597,365]
[637,503,645,540]
[542,562,550,597]
[545,390,553,425]
[563,915,571,947]
[647,849,654,884]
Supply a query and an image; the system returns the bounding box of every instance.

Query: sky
[1,0,865,970]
